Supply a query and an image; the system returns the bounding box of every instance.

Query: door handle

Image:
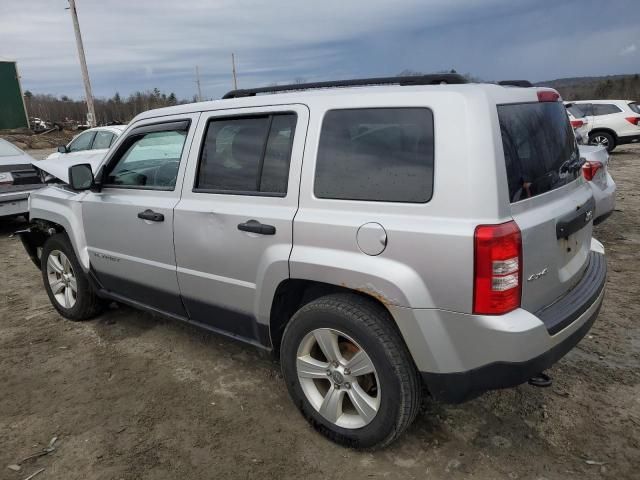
[237,219,276,235]
[137,209,165,222]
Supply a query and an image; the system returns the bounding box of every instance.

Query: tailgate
[511,183,593,311]
[499,99,594,312]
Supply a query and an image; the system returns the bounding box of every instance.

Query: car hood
[0,151,36,168]
[32,151,106,184]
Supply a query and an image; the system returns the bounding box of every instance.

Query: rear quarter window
[499,102,580,203]
[592,104,622,115]
[314,108,434,203]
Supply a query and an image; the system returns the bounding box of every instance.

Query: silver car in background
[0,139,43,218]
[578,144,616,224]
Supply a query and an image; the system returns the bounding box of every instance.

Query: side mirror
[68,164,94,190]
[57,145,69,154]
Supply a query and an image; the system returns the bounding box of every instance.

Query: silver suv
[19,75,607,448]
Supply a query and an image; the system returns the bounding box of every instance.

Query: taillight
[570,119,584,128]
[473,221,522,315]
[624,116,640,126]
[537,90,561,102]
[582,161,603,181]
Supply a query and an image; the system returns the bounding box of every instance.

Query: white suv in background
[567,100,640,152]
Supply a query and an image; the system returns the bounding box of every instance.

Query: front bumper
[390,247,607,403]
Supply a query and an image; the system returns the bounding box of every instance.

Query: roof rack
[498,80,533,87]
[222,73,468,99]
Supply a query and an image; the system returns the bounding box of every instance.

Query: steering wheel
[152,160,180,187]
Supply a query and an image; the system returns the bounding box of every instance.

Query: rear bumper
[420,290,602,403]
[390,246,607,403]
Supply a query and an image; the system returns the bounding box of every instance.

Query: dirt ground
[1,146,639,480]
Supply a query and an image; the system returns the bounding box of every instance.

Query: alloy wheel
[296,328,380,429]
[46,250,77,309]
[591,135,609,147]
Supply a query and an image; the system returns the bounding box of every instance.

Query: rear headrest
[232,127,263,165]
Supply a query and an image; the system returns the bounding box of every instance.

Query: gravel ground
[1,145,638,479]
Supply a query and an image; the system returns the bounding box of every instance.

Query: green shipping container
[0,61,29,130]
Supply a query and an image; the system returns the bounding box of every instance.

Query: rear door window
[592,104,622,115]
[195,113,296,195]
[314,108,434,203]
[498,102,580,203]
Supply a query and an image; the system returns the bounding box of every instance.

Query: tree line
[21,73,639,127]
[549,74,640,101]
[22,88,191,126]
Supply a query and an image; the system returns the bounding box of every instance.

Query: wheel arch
[269,278,404,354]
[589,128,618,142]
[28,190,90,270]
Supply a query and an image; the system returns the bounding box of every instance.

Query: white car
[578,144,615,224]
[47,125,126,162]
[567,100,640,152]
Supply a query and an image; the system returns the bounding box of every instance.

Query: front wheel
[280,293,421,448]
[41,233,103,321]
[589,132,616,152]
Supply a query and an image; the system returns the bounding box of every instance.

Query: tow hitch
[528,372,552,388]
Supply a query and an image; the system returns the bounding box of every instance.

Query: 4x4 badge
[585,210,593,222]
[527,268,548,282]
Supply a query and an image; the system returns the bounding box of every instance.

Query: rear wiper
[560,157,585,174]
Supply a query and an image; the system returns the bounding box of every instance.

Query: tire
[280,293,421,448]
[41,233,103,321]
[589,131,616,152]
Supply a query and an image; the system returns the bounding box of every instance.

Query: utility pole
[67,0,96,127]
[231,53,238,90]
[195,65,203,101]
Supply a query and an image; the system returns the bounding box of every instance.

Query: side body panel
[173,105,309,344]
[291,90,512,312]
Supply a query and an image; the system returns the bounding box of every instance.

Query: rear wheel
[589,131,616,152]
[41,234,103,321]
[280,293,421,448]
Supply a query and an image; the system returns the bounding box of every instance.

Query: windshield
[499,102,580,203]
[0,140,22,157]
[629,102,640,114]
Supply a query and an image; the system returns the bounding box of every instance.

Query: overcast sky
[1,0,638,100]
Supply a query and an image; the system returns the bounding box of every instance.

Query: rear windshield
[498,102,580,203]
[629,102,640,114]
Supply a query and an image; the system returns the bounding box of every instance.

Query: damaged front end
[15,220,62,269]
